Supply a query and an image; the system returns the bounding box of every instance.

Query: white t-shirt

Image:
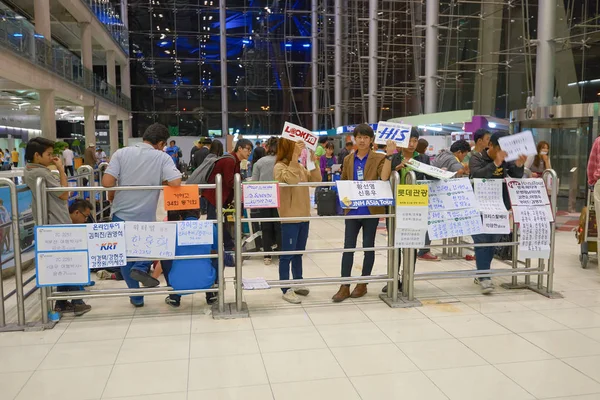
[63,149,74,166]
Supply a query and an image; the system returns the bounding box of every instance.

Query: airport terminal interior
[1,0,600,399]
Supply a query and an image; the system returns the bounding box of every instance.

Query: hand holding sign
[282,122,318,151]
[375,121,411,148]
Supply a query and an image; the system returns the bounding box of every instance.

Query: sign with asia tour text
[86,222,127,269]
[497,130,538,162]
[242,182,280,209]
[281,122,318,151]
[395,185,429,248]
[374,121,411,148]
[336,180,394,209]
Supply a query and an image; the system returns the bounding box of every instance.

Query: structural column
[33,0,51,40]
[120,62,131,146]
[81,22,93,89]
[109,115,119,155]
[368,0,378,123]
[106,50,116,87]
[219,0,229,138]
[311,0,318,130]
[424,0,439,114]
[39,90,56,140]
[535,0,556,108]
[334,0,342,128]
[83,106,96,147]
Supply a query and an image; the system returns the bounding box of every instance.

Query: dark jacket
[191,147,209,169]
[470,149,524,209]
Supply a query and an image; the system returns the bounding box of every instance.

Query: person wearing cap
[84,142,97,167]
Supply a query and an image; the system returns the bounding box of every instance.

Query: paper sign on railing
[395,184,429,248]
[242,182,280,209]
[336,180,394,209]
[497,130,538,162]
[86,222,126,269]
[177,220,214,246]
[406,159,456,180]
[519,221,551,259]
[281,122,318,151]
[506,178,550,207]
[164,185,200,211]
[374,121,411,147]
[474,179,510,234]
[125,222,176,258]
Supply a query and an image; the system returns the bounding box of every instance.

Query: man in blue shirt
[332,124,391,302]
[165,140,181,168]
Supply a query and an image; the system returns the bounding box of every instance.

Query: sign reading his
[505,178,550,207]
[497,130,538,162]
[86,222,127,269]
[406,159,456,180]
[281,122,318,151]
[374,121,411,148]
[125,222,177,258]
[336,180,394,209]
[164,185,200,211]
[242,182,280,209]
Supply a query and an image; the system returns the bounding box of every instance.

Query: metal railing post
[234,173,243,312]
[544,169,559,294]
[215,174,225,313]
[35,177,49,324]
[404,171,417,301]
[390,172,399,303]
[0,254,4,327]
[511,221,519,286]
[77,165,96,218]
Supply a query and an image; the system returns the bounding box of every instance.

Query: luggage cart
[577,188,597,268]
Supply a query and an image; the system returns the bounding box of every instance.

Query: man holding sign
[332,124,389,302]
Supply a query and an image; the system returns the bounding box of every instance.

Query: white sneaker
[282,289,302,304]
[294,287,310,296]
[480,279,494,294]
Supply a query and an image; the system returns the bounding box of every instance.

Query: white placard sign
[374,121,411,147]
[395,228,427,248]
[497,130,538,162]
[474,179,506,212]
[482,212,511,234]
[177,220,214,246]
[36,251,90,287]
[506,178,550,206]
[396,206,428,225]
[336,180,394,208]
[427,178,478,211]
[406,158,456,180]
[281,122,318,151]
[125,222,177,258]
[36,225,87,251]
[428,215,483,241]
[86,222,126,269]
[242,182,280,209]
[519,221,551,259]
[512,205,554,223]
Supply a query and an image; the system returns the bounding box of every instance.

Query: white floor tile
[262,349,345,384]
[537,395,600,400]
[250,308,313,330]
[487,310,568,333]
[356,302,426,321]
[190,330,259,357]
[191,315,253,333]
[516,299,580,311]
[520,330,600,358]
[255,326,326,353]
[0,325,66,347]
[39,339,122,370]
[126,315,191,338]
[117,335,190,364]
[496,359,600,399]
[578,327,600,342]
[188,354,269,391]
[330,343,418,377]
[465,300,529,314]
[103,393,187,400]
[104,360,188,398]
[316,321,391,347]
[563,355,600,383]
[351,371,449,400]
[188,385,273,400]
[271,378,361,400]
[432,315,511,338]
[376,318,452,343]
[0,371,32,400]
[0,344,52,373]
[398,338,487,370]
[304,304,370,325]
[426,365,534,400]
[58,318,131,343]
[460,334,553,364]
[16,365,112,400]
[539,308,600,329]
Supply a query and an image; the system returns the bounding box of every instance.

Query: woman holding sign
[274,138,321,304]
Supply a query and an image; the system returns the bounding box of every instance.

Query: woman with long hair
[525,141,551,177]
[274,138,321,304]
[251,137,282,265]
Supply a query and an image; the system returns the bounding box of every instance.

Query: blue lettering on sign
[379,128,408,142]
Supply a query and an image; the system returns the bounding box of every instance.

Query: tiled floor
[2,218,600,400]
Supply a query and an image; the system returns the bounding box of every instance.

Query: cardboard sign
[497,130,538,162]
[177,220,214,246]
[406,159,456,180]
[242,182,280,209]
[125,222,177,258]
[375,121,411,148]
[281,122,318,151]
[506,178,550,207]
[164,185,200,211]
[336,180,394,209]
[397,185,429,207]
[86,222,127,269]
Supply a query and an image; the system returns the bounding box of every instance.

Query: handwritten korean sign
[164,185,200,211]
[482,212,510,234]
[86,222,126,269]
[519,221,551,259]
[242,182,280,209]
[406,159,456,180]
[512,205,554,223]
[395,228,427,248]
[281,122,318,151]
[36,225,87,251]
[497,130,538,162]
[474,179,510,234]
[336,180,394,209]
[374,121,411,147]
[427,178,478,211]
[177,220,214,246]
[125,222,176,258]
[428,213,482,241]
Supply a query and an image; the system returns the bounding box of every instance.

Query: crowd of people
[23,121,553,316]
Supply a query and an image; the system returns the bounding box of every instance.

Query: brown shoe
[332,285,350,303]
[350,283,368,298]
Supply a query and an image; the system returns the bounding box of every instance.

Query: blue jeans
[279,222,309,293]
[113,215,152,305]
[471,233,501,281]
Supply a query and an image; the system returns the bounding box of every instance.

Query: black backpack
[187,154,235,184]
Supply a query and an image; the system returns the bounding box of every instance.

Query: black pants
[207,201,234,251]
[64,165,74,176]
[341,218,380,279]
[257,208,281,257]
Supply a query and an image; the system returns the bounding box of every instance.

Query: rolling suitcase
[317,189,338,216]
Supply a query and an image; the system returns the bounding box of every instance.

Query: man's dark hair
[450,139,471,153]
[69,199,93,214]
[353,124,374,139]
[142,123,170,145]
[167,209,200,221]
[234,139,253,153]
[318,136,329,144]
[410,127,420,139]
[202,137,212,145]
[170,140,176,145]
[255,140,261,146]
[25,137,55,163]
[345,142,353,148]
[489,131,510,147]
[474,129,491,143]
